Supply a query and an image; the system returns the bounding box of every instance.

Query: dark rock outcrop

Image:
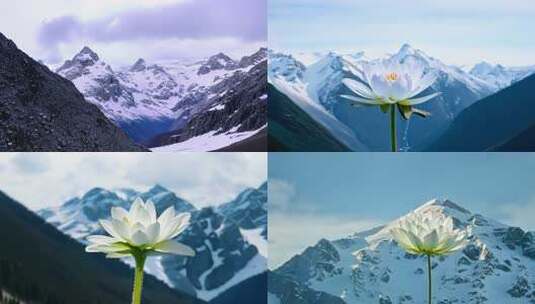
[0,33,145,151]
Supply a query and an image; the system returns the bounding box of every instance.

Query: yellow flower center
[385,72,399,81]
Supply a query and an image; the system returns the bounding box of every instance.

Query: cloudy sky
[0,153,266,210]
[269,0,535,66]
[269,153,535,269]
[0,0,266,66]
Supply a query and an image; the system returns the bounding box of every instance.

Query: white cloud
[268,179,296,211]
[268,212,382,269]
[0,153,266,210]
[498,198,535,231]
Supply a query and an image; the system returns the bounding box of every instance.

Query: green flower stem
[390,105,397,152]
[427,254,432,304]
[132,253,147,304]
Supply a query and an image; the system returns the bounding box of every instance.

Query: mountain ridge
[269,198,535,304]
[55,46,267,149]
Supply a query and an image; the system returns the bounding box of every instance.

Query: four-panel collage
[0,0,534,304]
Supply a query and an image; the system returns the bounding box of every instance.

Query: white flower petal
[131,230,149,246]
[129,197,145,221]
[111,207,129,222]
[111,219,132,241]
[167,213,191,239]
[146,200,158,223]
[154,240,195,256]
[99,219,124,241]
[87,235,117,245]
[158,206,176,226]
[342,78,375,99]
[406,92,441,105]
[409,72,437,97]
[106,252,131,259]
[145,222,161,244]
[340,94,381,105]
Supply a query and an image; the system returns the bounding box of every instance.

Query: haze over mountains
[269,199,535,304]
[37,182,268,303]
[268,44,535,151]
[55,46,267,151]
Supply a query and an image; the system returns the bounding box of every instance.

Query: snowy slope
[37,183,267,302]
[271,199,535,304]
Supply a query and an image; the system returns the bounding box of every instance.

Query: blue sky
[269,0,535,66]
[269,152,535,268]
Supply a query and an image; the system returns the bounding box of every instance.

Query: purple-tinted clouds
[38,0,266,49]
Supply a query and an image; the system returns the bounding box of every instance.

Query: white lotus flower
[341,57,441,113]
[86,197,195,258]
[391,212,468,304]
[86,197,194,304]
[340,57,441,151]
[391,212,468,256]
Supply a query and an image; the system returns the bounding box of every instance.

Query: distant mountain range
[269,199,535,304]
[55,46,267,151]
[0,32,144,152]
[268,45,535,151]
[0,190,203,304]
[37,183,267,303]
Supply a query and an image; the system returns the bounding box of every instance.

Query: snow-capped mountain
[469,61,535,91]
[269,44,534,151]
[269,199,535,304]
[38,183,267,302]
[151,49,267,151]
[55,47,267,149]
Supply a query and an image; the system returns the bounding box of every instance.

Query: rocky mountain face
[269,199,535,304]
[0,32,144,151]
[38,182,268,302]
[55,47,267,149]
[150,48,267,151]
[268,45,535,151]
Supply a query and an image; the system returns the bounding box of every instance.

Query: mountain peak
[414,198,472,216]
[198,52,236,75]
[148,184,169,194]
[82,187,111,199]
[130,58,146,72]
[74,46,99,63]
[396,43,417,57]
